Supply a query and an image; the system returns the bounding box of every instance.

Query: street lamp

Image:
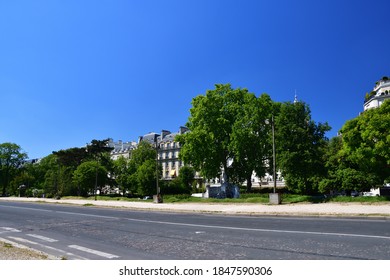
[265,115,280,204]
[94,163,98,201]
[154,135,162,203]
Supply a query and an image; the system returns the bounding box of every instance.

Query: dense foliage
[320,100,390,193]
[1,85,389,197]
[176,84,273,191]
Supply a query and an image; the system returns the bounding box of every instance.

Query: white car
[362,192,376,197]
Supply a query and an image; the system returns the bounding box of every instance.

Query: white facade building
[138,127,190,181]
[108,139,137,160]
[364,77,390,111]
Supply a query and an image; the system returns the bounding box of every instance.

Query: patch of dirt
[0,241,49,260]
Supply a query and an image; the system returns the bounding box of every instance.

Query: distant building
[364,77,390,111]
[139,127,190,180]
[108,139,137,160]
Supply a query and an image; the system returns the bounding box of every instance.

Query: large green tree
[127,141,159,196]
[176,84,272,188]
[339,99,390,185]
[72,161,108,197]
[112,156,137,196]
[275,101,331,194]
[319,136,378,194]
[229,93,273,190]
[0,143,27,196]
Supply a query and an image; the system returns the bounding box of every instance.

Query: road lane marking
[68,245,119,259]
[54,211,119,219]
[7,236,38,245]
[0,237,31,249]
[2,204,389,241]
[124,217,390,241]
[0,204,119,220]
[0,227,21,233]
[26,234,58,243]
[6,236,88,259]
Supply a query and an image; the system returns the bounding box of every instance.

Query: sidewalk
[2,197,390,217]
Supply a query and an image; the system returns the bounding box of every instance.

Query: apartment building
[364,77,390,111]
[138,127,189,180]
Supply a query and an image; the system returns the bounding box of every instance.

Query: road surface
[1,201,389,260]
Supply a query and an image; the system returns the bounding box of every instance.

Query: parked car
[350,190,360,197]
[362,192,376,197]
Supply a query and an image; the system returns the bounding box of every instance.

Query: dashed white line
[6,236,87,259]
[26,234,58,243]
[7,236,38,245]
[68,245,119,259]
[124,217,390,240]
[0,227,21,233]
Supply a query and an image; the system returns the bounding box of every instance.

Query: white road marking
[26,234,58,243]
[124,217,390,241]
[0,227,21,233]
[68,245,119,259]
[6,236,87,259]
[0,205,118,220]
[0,237,31,249]
[2,204,388,241]
[7,236,38,245]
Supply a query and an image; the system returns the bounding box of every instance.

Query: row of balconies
[373,78,390,91]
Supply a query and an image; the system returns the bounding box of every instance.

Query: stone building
[108,139,137,160]
[364,77,390,111]
[139,127,189,181]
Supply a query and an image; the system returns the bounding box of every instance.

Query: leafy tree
[275,101,330,194]
[85,139,115,194]
[0,143,27,196]
[319,136,376,194]
[72,161,108,197]
[176,84,272,188]
[35,154,61,197]
[229,93,273,191]
[53,147,87,168]
[86,139,113,163]
[177,165,195,193]
[135,159,157,196]
[339,99,390,185]
[112,156,137,196]
[51,148,88,196]
[130,141,156,167]
[130,141,159,196]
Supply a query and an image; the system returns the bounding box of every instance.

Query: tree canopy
[274,101,331,194]
[339,99,390,186]
[0,143,27,196]
[176,84,273,189]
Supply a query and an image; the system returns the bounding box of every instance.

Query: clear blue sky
[1,0,389,159]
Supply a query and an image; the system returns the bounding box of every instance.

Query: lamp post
[271,115,276,194]
[94,163,98,201]
[266,115,280,204]
[154,135,162,203]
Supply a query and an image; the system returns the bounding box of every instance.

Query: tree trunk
[246,176,252,192]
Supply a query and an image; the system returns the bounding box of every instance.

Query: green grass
[3,243,13,248]
[328,195,390,203]
[62,196,143,202]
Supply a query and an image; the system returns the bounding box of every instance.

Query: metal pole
[272,115,276,194]
[155,137,160,199]
[94,164,98,201]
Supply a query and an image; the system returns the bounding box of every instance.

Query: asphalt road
[1,201,389,260]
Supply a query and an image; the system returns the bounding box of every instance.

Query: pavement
[2,196,390,217]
